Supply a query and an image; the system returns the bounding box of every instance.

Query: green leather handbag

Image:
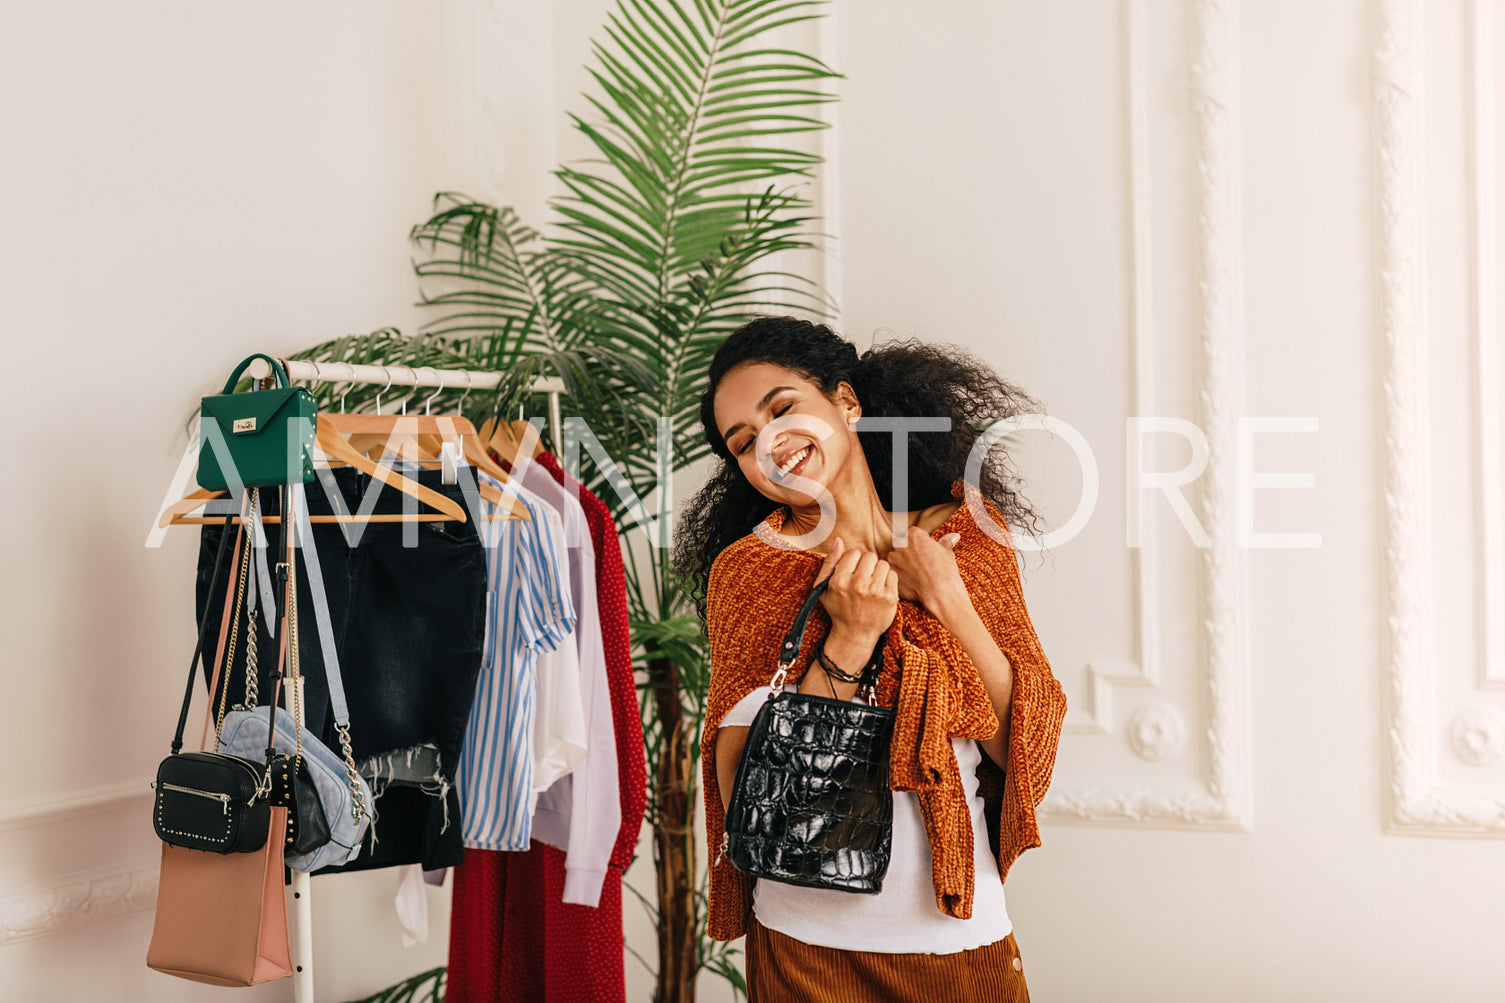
[198,354,318,491]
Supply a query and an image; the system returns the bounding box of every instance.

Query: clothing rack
[261,358,567,456]
[229,359,564,1003]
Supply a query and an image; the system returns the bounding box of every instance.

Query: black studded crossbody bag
[152,494,275,854]
[721,579,896,893]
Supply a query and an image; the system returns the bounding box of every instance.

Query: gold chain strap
[285,529,303,772]
[214,514,251,746]
[243,492,260,710]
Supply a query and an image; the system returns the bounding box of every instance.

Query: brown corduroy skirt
[744,915,1031,1003]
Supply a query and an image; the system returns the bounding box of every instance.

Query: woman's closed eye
[735,403,794,456]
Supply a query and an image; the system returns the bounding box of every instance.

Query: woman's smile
[771,443,814,481]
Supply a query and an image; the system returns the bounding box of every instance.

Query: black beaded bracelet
[814,641,865,684]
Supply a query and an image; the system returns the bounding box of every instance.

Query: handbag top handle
[776,578,830,671]
[768,578,831,693]
[768,577,890,698]
[220,354,291,395]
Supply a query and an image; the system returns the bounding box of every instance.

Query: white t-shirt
[719,686,1012,954]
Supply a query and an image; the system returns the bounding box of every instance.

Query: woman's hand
[886,529,966,613]
[815,536,898,650]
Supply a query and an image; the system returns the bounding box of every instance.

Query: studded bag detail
[721,580,895,893]
[153,751,271,854]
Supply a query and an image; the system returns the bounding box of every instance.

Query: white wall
[0,2,462,999]
[830,1,1505,1001]
[5,1,1504,1002]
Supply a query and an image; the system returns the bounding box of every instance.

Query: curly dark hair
[672,316,1047,619]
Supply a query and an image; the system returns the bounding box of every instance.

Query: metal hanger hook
[375,367,393,416]
[399,365,418,415]
[423,367,446,415]
[338,362,356,413]
[457,370,475,413]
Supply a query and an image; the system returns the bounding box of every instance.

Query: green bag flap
[200,388,307,436]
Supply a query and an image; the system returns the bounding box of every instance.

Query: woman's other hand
[887,529,966,612]
[815,536,898,649]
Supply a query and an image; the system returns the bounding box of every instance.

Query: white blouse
[719,686,1012,954]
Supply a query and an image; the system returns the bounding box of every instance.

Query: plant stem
[648,653,698,1003]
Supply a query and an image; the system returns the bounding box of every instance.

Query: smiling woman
[672,317,1069,1002]
[676,317,1049,614]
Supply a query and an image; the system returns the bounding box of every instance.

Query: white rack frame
[256,357,567,456]
[232,359,564,1002]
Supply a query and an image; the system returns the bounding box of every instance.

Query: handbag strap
[220,487,304,773]
[237,485,277,652]
[259,484,295,768]
[776,579,831,670]
[202,509,251,751]
[768,578,888,698]
[220,353,291,394]
[290,481,368,820]
[171,492,245,754]
[768,580,832,693]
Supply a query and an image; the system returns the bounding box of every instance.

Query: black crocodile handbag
[722,580,895,893]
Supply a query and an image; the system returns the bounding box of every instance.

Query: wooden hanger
[513,419,546,459]
[480,416,545,471]
[479,416,517,468]
[316,412,529,522]
[159,413,522,527]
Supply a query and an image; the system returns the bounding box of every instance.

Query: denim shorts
[196,466,487,872]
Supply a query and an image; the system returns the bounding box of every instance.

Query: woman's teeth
[777,446,810,477]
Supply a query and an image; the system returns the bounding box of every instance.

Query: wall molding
[0,783,156,948]
[1064,0,1162,740]
[1066,658,1160,734]
[1379,0,1505,835]
[0,865,158,948]
[1041,0,1252,830]
[1470,0,1505,690]
[0,782,148,836]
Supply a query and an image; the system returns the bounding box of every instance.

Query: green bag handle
[221,354,292,394]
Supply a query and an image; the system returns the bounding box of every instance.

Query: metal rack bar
[245,358,567,454]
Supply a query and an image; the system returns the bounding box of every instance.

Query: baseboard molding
[0,864,158,948]
[0,781,149,835]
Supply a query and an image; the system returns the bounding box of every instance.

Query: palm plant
[294,2,837,1000]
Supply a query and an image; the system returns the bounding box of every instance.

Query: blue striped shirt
[455,472,575,850]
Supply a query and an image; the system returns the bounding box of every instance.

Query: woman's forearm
[931,591,1013,766]
[797,627,872,701]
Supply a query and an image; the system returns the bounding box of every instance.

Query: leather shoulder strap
[171,495,244,754]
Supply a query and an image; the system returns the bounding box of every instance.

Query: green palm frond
[412,0,839,517]
[392,4,839,998]
[340,966,445,1003]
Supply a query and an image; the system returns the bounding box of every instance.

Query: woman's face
[712,361,859,505]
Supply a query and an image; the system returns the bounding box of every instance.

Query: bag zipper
[157,782,231,814]
[177,751,272,802]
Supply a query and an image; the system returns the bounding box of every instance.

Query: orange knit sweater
[700,481,1068,942]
